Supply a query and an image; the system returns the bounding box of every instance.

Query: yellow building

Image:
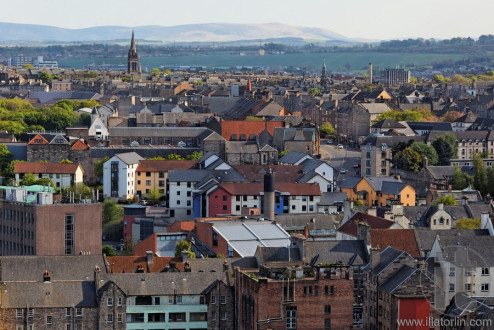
[340,177,415,207]
[135,160,197,198]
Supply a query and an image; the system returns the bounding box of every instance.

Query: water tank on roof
[36,192,53,205]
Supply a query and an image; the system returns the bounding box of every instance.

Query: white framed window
[117,313,122,323]
[75,324,82,330]
[46,315,53,325]
[16,308,23,318]
[177,295,183,304]
[28,309,33,319]
[76,308,83,317]
[66,308,71,317]
[482,283,490,292]
[220,295,226,304]
[107,314,113,323]
[211,296,216,304]
[107,297,113,306]
[220,311,226,320]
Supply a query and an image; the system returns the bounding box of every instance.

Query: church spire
[130,30,137,52]
[321,59,327,87]
[128,30,141,74]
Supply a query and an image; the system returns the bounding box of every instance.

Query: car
[353,163,361,168]
[340,168,347,174]
[327,140,334,144]
[139,200,148,205]
[337,144,344,149]
[160,201,167,207]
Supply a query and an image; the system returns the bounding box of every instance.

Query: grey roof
[408,121,453,132]
[109,126,220,139]
[319,192,348,206]
[372,119,406,129]
[362,134,427,147]
[435,236,494,266]
[380,181,409,195]
[378,265,418,294]
[212,220,291,257]
[169,169,248,184]
[367,246,410,275]
[257,246,302,263]
[0,255,107,281]
[339,176,362,189]
[226,141,259,153]
[187,258,240,273]
[114,151,144,165]
[304,240,369,266]
[366,176,402,192]
[91,147,201,159]
[413,228,490,254]
[1,281,97,308]
[273,127,316,142]
[426,166,455,180]
[299,158,326,172]
[30,91,101,104]
[107,272,226,296]
[278,151,311,164]
[275,214,340,231]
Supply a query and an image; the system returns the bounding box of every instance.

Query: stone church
[128,31,142,74]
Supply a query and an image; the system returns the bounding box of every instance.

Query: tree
[167,153,184,160]
[432,134,457,165]
[59,159,73,163]
[102,200,123,224]
[452,165,471,190]
[147,156,165,160]
[36,178,56,191]
[320,122,336,137]
[147,186,162,203]
[438,194,457,205]
[308,88,321,96]
[122,237,137,256]
[473,153,488,195]
[39,71,52,84]
[393,147,422,172]
[279,150,289,158]
[20,173,37,186]
[442,111,464,122]
[22,63,34,69]
[94,157,109,181]
[450,74,470,84]
[487,167,494,197]
[245,116,263,121]
[63,183,92,200]
[175,239,196,258]
[102,245,117,257]
[410,142,438,166]
[77,113,91,127]
[186,151,203,160]
[0,144,13,175]
[455,218,481,229]
[151,68,160,75]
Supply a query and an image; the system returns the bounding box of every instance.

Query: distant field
[57,52,466,71]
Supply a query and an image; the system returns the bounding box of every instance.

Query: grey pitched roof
[275,213,340,231]
[367,246,410,275]
[339,176,362,189]
[107,272,226,296]
[378,265,418,294]
[0,255,107,281]
[109,126,218,139]
[435,236,494,266]
[426,166,455,180]
[319,192,348,206]
[0,281,97,308]
[257,246,302,263]
[304,240,369,266]
[187,258,240,273]
[413,228,490,254]
[380,181,409,195]
[372,119,406,129]
[30,91,101,104]
[366,177,403,192]
[278,151,311,164]
[115,151,144,165]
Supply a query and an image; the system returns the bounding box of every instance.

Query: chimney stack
[146,251,153,264]
[423,156,428,169]
[370,247,381,269]
[263,169,275,220]
[357,222,371,247]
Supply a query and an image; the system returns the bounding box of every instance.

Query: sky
[4,0,494,40]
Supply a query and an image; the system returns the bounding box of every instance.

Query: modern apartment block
[0,186,102,256]
[380,68,410,86]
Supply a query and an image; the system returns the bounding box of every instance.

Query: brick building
[0,186,102,256]
[235,263,354,330]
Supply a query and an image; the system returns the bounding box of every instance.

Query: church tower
[128,30,142,74]
[320,60,327,87]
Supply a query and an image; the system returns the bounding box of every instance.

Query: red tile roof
[107,255,184,273]
[338,212,395,237]
[221,120,284,141]
[218,182,320,196]
[371,229,421,258]
[136,160,197,173]
[27,134,49,145]
[71,139,89,150]
[168,221,195,232]
[14,162,81,174]
[232,164,304,183]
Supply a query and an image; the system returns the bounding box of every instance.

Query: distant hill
[0,22,368,44]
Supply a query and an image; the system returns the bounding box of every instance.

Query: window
[28,309,33,319]
[330,285,334,296]
[482,283,489,292]
[66,307,71,316]
[286,306,297,329]
[76,308,83,317]
[16,308,23,318]
[302,196,307,201]
[211,295,216,304]
[220,311,226,320]
[46,316,53,325]
[66,325,71,330]
[325,305,331,314]
[465,284,472,291]
[211,311,216,320]
[223,196,227,201]
[449,283,455,292]
[107,313,113,323]
[117,297,122,306]
[324,318,331,329]
[177,295,183,304]
[482,268,490,275]
[155,297,160,305]
[65,214,74,255]
[107,297,113,306]
[146,180,151,186]
[117,313,122,323]
[220,295,226,304]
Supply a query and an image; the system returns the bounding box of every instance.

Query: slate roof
[413,228,490,255]
[187,258,241,273]
[366,177,403,192]
[319,192,348,206]
[426,166,455,180]
[107,272,227,296]
[338,212,396,237]
[275,214,340,231]
[380,181,409,195]
[304,240,369,266]
[454,112,477,123]
[0,281,97,308]
[256,246,302,263]
[435,236,494,266]
[30,91,101,104]
[168,169,248,183]
[368,246,410,275]
[14,162,81,174]
[378,265,418,294]
[372,119,406,129]
[218,182,320,196]
[278,151,311,164]
[212,220,291,257]
[371,229,421,258]
[114,152,144,165]
[339,176,362,189]
[108,127,222,140]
